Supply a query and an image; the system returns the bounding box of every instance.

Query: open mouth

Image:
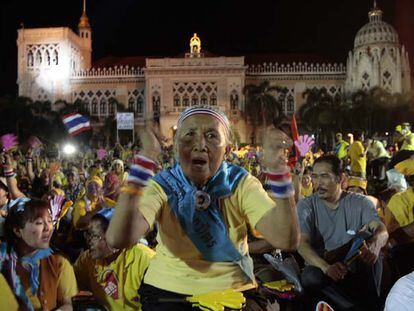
[192,158,207,166]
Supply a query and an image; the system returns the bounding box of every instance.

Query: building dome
[354,5,399,48]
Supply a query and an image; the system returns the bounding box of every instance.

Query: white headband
[177,107,230,134]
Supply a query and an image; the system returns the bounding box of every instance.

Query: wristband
[128,155,156,186]
[4,169,16,178]
[26,157,33,162]
[264,169,294,199]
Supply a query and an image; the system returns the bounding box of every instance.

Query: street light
[62,143,76,156]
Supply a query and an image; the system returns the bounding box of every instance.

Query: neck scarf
[153,162,247,262]
[20,248,53,295]
[0,243,52,311]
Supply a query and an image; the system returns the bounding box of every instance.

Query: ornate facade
[16,2,410,143]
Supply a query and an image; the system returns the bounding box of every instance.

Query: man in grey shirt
[298,155,388,310]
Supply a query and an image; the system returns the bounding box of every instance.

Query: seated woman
[1,198,78,310]
[74,208,155,310]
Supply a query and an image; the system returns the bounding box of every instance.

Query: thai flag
[62,113,91,136]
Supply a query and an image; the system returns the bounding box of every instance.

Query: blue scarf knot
[153,161,248,262]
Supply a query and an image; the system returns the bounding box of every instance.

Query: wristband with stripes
[263,169,294,199]
[128,155,157,186]
[4,169,16,178]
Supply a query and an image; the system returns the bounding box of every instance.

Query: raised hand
[139,121,162,162]
[294,134,315,157]
[1,134,18,152]
[261,128,292,172]
[50,194,65,222]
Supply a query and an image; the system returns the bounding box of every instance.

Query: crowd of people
[0,105,414,311]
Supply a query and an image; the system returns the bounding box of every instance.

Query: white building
[16,2,410,143]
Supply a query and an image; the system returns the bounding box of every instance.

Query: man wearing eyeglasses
[297,155,388,310]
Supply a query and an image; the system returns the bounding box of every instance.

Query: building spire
[369,0,382,22]
[78,0,90,29]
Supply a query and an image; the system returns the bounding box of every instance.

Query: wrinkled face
[311,162,341,201]
[86,219,111,260]
[17,209,53,250]
[177,114,228,187]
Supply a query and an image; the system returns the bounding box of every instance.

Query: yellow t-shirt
[18,255,78,310]
[138,174,275,295]
[0,274,19,310]
[300,184,313,198]
[336,140,349,160]
[386,187,414,230]
[349,141,366,174]
[401,132,414,151]
[74,244,155,311]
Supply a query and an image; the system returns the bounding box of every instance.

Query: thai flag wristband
[263,169,295,199]
[4,168,16,178]
[128,155,157,187]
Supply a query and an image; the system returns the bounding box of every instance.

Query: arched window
[100,98,107,115]
[210,94,217,106]
[52,50,59,65]
[152,92,160,122]
[128,97,135,112]
[108,99,115,115]
[92,98,98,115]
[174,94,181,107]
[137,96,144,114]
[35,50,42,66]
[200,93,208,105]
[182,94,190,107]
[27,51,34,67]
[286,95,295,115]
[230,91,238,110]
[191,94,198,106]
[45,50,51,66]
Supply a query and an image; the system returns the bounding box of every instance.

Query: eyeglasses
[83,231,104,242]
[310,173,335,183]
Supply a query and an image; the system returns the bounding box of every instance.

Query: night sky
[0,0,405,97]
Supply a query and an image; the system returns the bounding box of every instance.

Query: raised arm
[2,152,25,199]
[106,126,161,249]
[255,128,300,251]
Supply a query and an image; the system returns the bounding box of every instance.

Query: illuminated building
[16,1,410,142]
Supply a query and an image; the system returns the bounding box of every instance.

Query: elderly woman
[107,106,300,310]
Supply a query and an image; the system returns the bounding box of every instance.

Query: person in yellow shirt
[348,131,367,178]
[74,208,155,310]
[384,158,414,277]
[334,133,349,160]
[72,176,115,230]
[106,106,300,310]
[395,123,414,151]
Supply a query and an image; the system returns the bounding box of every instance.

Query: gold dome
[78,11,90,28]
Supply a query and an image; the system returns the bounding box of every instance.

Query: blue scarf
[21,248,53,295]
[153,162,247,262]
[0,244,53,311]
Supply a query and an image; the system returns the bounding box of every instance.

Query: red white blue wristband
[128,155,157,186]
[264,170,294,199]
[4,168,16,178]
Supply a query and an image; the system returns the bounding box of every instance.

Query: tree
[243,81,286,140]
